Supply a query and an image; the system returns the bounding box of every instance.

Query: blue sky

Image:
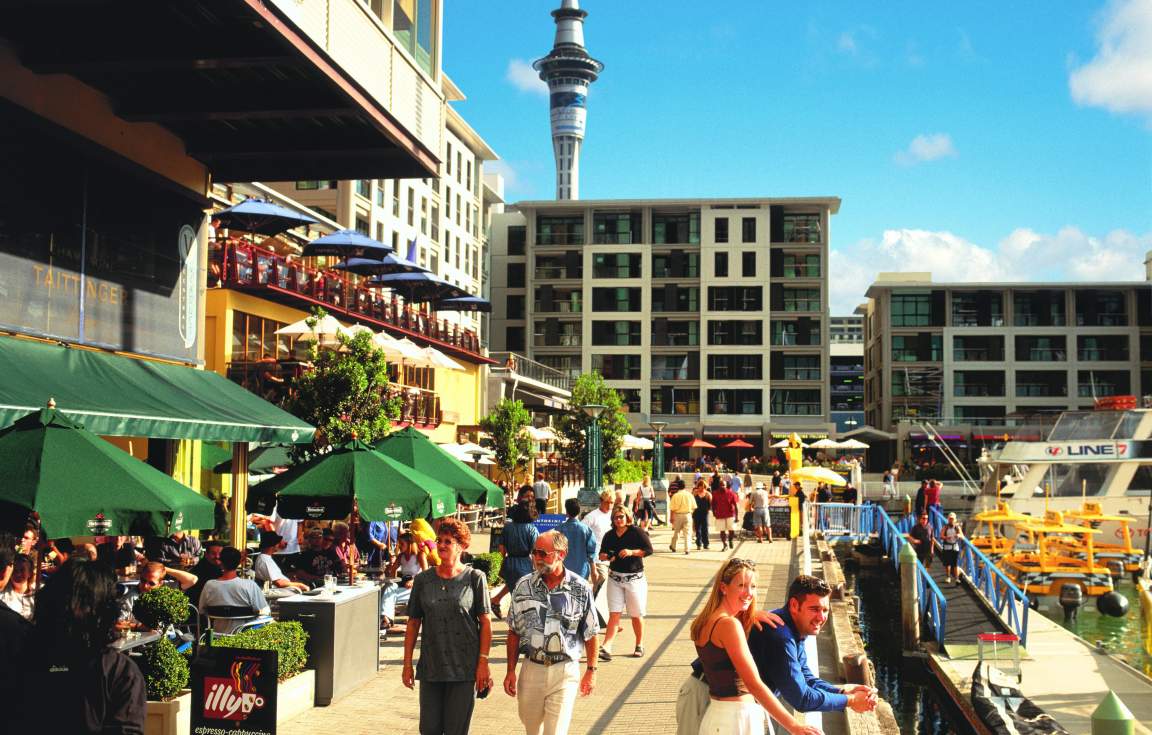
[443,1,1152,313]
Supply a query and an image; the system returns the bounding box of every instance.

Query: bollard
[842,653,875,687]
[899,542,920,651]
[1091,691,1134,735]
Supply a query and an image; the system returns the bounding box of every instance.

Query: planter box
[143,670,315,735]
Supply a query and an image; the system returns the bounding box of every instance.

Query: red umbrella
[681,438,716,449]
[723,439,753,449]
[663,441,673,448]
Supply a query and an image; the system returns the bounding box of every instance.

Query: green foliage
[556,373,631,470]
[209,621,310,682]
[133,586,191,631]
[469,551,504,588]
[140,637,189,701]
[479,398,534,479]
[606,459,651,485]
[287,308,402,460]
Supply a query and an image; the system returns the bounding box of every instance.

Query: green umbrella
[256,440,456,522]
[374,427,503,508]
[212,444,293,475]
[0,407,215,537]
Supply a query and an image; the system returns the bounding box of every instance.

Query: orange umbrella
[681,438,716,449]
[723,439,753,449]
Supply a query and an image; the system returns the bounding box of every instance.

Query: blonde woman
[691,558,822,735]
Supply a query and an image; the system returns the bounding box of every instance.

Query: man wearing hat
[750,481,772,543]
[253,531,308,599]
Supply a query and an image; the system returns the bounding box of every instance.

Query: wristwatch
[586,666,597,672]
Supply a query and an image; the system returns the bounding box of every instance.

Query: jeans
[381,582,410,621]
[693,512,710,548]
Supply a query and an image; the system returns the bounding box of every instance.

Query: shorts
[606,573,647,617]
[714,516,735,532]
[697,699,770,735]
[940,548,959,567]
[752,508,769,528]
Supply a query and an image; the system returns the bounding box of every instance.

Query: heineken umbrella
[257,439,456,522]
[0,406,215,537]
[375,427,503,507]
[212,444,293,475]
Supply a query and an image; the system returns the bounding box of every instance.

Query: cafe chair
[172,602,201,656]
[202,605,273,645]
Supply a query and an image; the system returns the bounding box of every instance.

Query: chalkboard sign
[191,647,278,735]
[768,496,793,540]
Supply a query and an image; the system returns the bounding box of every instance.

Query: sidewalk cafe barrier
[813,502,870,539]
[929,506,1030,647]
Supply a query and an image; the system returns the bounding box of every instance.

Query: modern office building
[830,315,864,343]
[490,197,840,455]
[533,0,603,200]
[862,272,1152,465]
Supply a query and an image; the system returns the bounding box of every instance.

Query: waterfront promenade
[279,526,809,735]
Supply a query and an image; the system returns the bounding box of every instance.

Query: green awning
[0,337,314,444]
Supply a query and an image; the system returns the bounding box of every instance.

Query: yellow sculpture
[784,432,805,474]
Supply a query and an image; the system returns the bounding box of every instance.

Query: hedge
[208,621,310,682]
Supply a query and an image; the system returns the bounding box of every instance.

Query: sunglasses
[530,548,554,558]
[612,515,627,520]
[726,558,757,569]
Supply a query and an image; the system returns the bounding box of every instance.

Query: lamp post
[577,403,606,509]
[649,419,668,494]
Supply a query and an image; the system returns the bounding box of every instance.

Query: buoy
[1096,591,1129,618]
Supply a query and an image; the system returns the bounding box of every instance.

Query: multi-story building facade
[829,315,864,434]
[863,273,1152,466]
[830,315,864,343]
[490,197,839,452]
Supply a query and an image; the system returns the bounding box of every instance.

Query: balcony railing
[489,352,574,393]
[954,349,1005,361]
[211,241,481,358]
[397,386,442,428]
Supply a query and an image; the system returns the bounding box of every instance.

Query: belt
[609,571,644,583]
[526,650,573,667]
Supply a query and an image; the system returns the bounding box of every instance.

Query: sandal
[634,645,644,658]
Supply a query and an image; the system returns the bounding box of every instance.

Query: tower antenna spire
[533,0,604,200]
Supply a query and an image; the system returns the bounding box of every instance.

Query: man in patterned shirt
[504,530,599,735]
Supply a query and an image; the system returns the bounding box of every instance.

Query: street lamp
[578,403,607,507]
[648,420,668,493]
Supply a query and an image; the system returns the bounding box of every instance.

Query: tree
[556,373,630,474]
[286,308,401,460]
[479,398,533,482]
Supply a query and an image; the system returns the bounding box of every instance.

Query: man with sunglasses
[505,531,599,735]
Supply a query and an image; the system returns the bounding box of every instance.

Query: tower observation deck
[533,0,603,200]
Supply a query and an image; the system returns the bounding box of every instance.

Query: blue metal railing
[872,505,947,643]
[929,506,1030,647]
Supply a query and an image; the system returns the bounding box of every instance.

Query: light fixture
[581,403,607,419]
[648,420,668,433]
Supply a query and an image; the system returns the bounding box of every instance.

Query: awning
[841,426,896,442]
[702,427,761,437]
[0,338,314,444]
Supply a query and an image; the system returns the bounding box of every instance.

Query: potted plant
[208,621,315,723]
[140,637,190,735]
[133,585,190,632]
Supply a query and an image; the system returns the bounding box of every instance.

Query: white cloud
[828,226,1152,314]
[505,59,548,96]
[894,133,957,165]
[1069,0,1152,120]
[484,160,521,192]
[837,31,858,54]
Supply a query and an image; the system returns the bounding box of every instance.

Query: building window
[354,216,370,236]
[592,253,642,278]
[771,320,821,346]
[741,252,756,277]
[1077,334,1130,361]
[782,288,820,312]
[538,354,582,379]
[592,211,642,244]
[617,388,642,413]
[1016,371,1068,397]
[741,217,756,243]
[954,370,1006,397]
[708,287,762,311]
[1013,290,1066,326]
[892,333,943,361]
[407,190,416,226]
[890,293,932,327]
[660,320,700,346]
[1015,335,1067,361]
[507,225,527,255]
[591,287,642,312]
[708,389,762,415]
[393,183,401,217]
[536,215,584,246]
[707,355,762,380]
[651,388,700,416]
[534,287,582,313]
[781,355,820,381]
[1077,370,1131,397]
[782,253,820,278]
[591,354,641,380]
[708,320,763,346]
[355,180,371,198]
[652,251,700,278]
[590,321,642,346]
[952,335,1005,361]
[652,211,700,245]
[506,262,525,288]
[505,326,525,351]
[653,354,693,380]
[781,213,821,243]
[714,217,729,243]
[1075,290,1128,327]
[231,311,294,362]
[951,292,1004,327]
[651,286,700,312]
[295,180,336,190]
[770,389,821,415]
[506,295,525,319]
[533,320,582,347]
[714,252,729,277]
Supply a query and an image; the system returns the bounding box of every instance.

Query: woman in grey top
[402,517,493,735]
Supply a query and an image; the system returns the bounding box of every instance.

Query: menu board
[768,496,794,539]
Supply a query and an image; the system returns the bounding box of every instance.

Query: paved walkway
[279,526,800,735]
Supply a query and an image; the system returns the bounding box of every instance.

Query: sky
[442,0,1152,314]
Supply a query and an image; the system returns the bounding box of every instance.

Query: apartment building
[862,273,1152,462]
[490,197,840,451]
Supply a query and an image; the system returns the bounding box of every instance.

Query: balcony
[396,386,442,429]
[489,352,574,393]
[211,240,484,361]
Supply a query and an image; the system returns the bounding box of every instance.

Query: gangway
[919,421,982,497]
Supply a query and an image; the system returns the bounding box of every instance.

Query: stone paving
[279,526,800,735]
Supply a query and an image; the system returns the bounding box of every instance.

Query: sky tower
[533,0,603,200]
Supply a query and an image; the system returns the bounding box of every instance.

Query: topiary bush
[469,551,503,588]
[139,637,189,701]
[133,585,191,631]
[209,621,309,682]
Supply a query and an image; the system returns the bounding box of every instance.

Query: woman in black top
[692,479,713,550]
[598,505,653,660]
[17,559,146,734]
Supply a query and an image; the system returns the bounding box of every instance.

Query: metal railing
[489,352,574,393]
[929,507,1029,647]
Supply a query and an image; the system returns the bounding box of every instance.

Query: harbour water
[1034,577,1152,678]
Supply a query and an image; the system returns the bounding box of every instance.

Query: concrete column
[229,442,249,550]
[899,541,920,651]
[1092,691,1134,735]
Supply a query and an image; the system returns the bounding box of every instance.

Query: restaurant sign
[191,647,278,735]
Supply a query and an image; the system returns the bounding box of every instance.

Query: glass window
[708,320,763,346]
[663,321,699,346]
[355,179,371,198]
[536,215,584,246]
[651,388,700,416]
[592,211,641,244]
[707,355,762,380]
[781,213,821,243]
[741,252,756,277]
[1013,290,1066,327]
[653,354,692,380]
[617,388,642,413]
[714,252,728,277]
[592,253,642,278]
[393,0,437,75]
[951,292,1004,327]
[591,287,641,312]
[652,211,701,245]
[781,355,820,381]
[741,217,756,243]
[591,354,641,380]
[1015,335,1067,361]
[782,253,820,278]
[708,389,762,415]
[651,287,699,312]
[783,288,820,312]
[891,293,932,327]
[892,334,943,361]
[506,263,525,288]
[770,389,821,415]
[591,321,641,346]
[652,251,700,278]
[714,217,729,243]
[506,295,525,319]
[709,287,762,311]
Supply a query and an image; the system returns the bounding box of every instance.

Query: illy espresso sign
[191,648,278,735]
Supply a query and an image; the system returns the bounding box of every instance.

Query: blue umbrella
[333,253,431,277]
[302,229,392,259]
[433,296,491,313]
[214,198,318,236]
[368,271,469,303]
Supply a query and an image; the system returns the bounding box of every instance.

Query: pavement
[278,524,801,735]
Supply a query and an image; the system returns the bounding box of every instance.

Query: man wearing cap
[750,482,772,543]
[253,531,308,598]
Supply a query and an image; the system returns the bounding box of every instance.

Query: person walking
[491,502,539,620]
[906,512,935,568]
[925,479,942,515]
[881,470,895,501]
[504,531,598,735]
[914,480,928,517]
[750,482,772,544]
[598,506,653,660]
[711,478,740,551]
[792,482,807,536]
[582,491,615,595]
[532,472,552,516]
[692,479,713,550]
[939,513,963,584]
[557,498,597,580]
[690,558,822,735]
[633,476,656,532]
[771,470,782,494]
[668,482,695,555]
[402,517,493,735]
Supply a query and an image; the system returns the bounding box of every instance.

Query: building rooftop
[865,275,1149,298]
[508,196,842,214]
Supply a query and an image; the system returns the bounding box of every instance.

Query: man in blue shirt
[557,498,597,579]
[752,575,877,714]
